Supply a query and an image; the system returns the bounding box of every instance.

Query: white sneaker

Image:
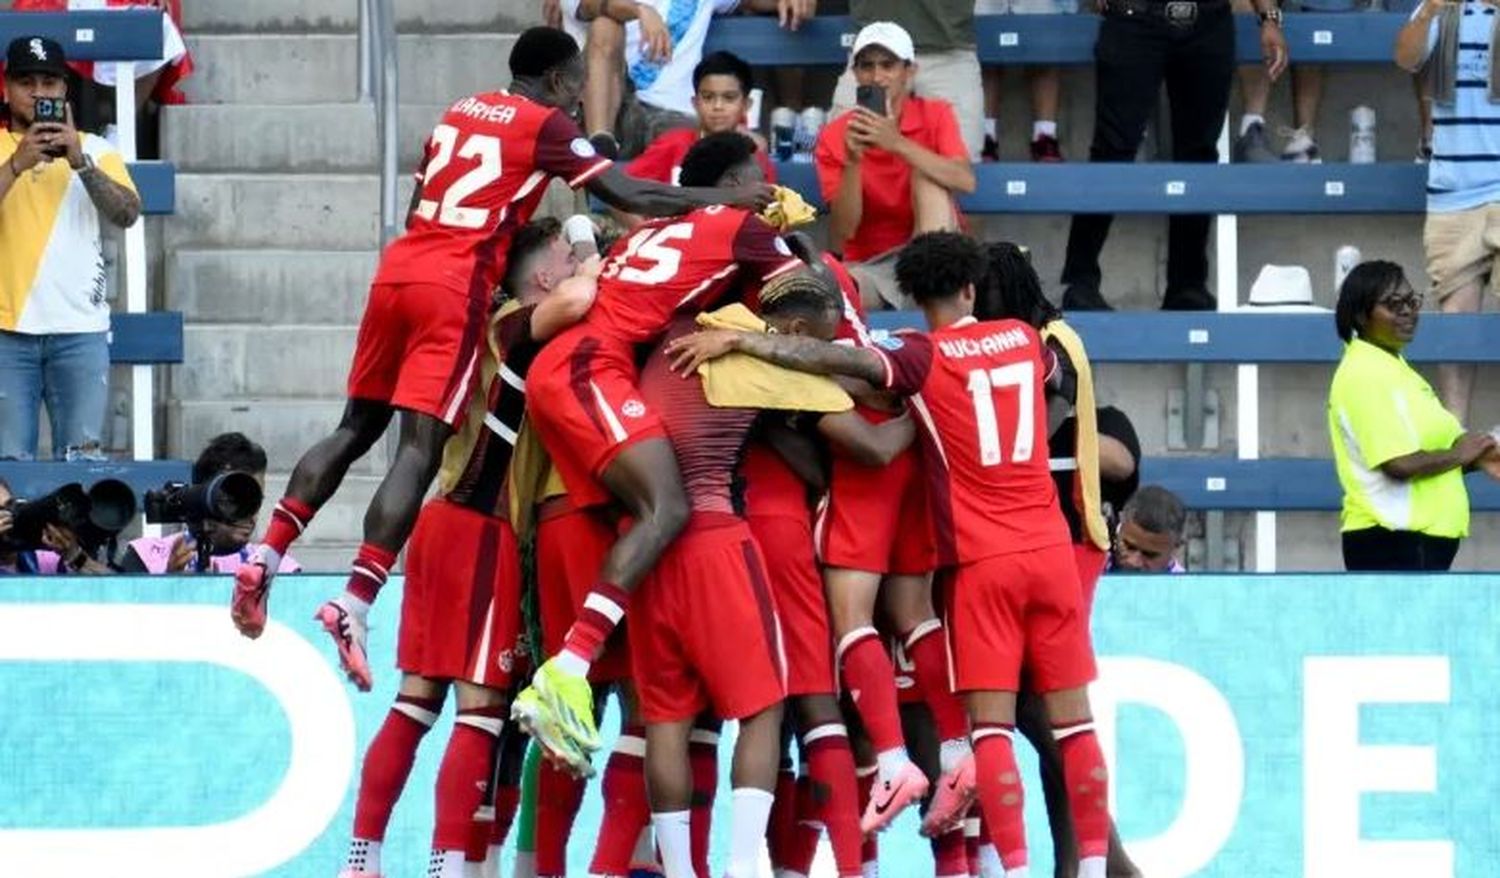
[1280,127,1321,163]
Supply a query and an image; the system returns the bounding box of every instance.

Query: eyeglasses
[1376,292,1424,314]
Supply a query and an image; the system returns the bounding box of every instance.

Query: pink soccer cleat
[921,752,977,837]
[230,562,271,639]
[316,597,373,692]
[860,761,930,834]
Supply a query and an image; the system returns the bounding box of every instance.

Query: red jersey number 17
[966,362,1035,467]
[415,123,504,230]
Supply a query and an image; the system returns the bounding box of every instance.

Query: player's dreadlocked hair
[978,242,1060,329]
[509,26,580,79]
[500,217,563,302]
[760,271,839,323]
[894,231,986,306]
[678,131,758,188]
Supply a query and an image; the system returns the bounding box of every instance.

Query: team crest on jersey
[622,400,646,418]
[570,137,597,158]
[497,649,515,674]
[875,334,904,351]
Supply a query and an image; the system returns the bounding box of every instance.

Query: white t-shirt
[625,0,741,116]
[559,0,590,48]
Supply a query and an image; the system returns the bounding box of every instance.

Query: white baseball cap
[851,21,915,64]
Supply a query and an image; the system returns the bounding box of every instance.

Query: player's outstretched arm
[818,410,915,467]
[587,165,776,217]
[665,329,886,386]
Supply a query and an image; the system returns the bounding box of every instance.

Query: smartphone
[855,84,886,117]
[32,97,69,157]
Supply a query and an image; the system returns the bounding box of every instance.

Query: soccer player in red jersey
[512,131,806,767]
[666,231,1116,878]
[337,218,597,878]
[229,26,775,690]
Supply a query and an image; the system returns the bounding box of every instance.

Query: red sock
[932,823,968,876]
[535,759,586,876]
[902,620,970,742]
[589,727,651,875]
[857,766,878,870]
[973,724,1027,871]
[563,581,629,662]
[690,731,720,878]
[433,707,504,852]
[262,497,313,557]
[836,628,905,753]
[782,769,820,874]
[964,816,982,877]
[767,759,798,869]
[352,695,441,840]
[345,542,397,605]
[466,782,521,860]
[804,725,863,877]
[1056,721,1111,860]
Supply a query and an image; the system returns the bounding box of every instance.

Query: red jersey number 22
[966,362,1035,467]
[416,123,504,230]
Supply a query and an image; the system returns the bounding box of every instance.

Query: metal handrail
[358,0,399,247]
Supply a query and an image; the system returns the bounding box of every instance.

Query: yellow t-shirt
[1327,337,1469,537]
[0,132,137,334]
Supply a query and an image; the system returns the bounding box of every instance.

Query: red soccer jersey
[628,127,779,186]
[825,253,873,348]
[874,316,1069,565]
[586,205,803,346]
[374,91,613,298]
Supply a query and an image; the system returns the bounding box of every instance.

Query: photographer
[0,475,109,574]
[1,36,142,461]
[117,433,302,575]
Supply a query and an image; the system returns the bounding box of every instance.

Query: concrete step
[181,33,515,105]
[167,250,377,324]
[161,103,445,172]
[181,0,541,34]
[169,400,393,479]
[167,173,413,250]
[176,325,356,401]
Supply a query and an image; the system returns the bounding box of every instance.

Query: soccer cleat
[316,597,373,692]
[921,753,978,838]
[510,686,595,778]
[230,562,272,639]
[534,655,603,754]
[860,761,929,834]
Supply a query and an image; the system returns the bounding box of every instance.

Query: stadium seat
[1141,456,1500,512]
[0,8,163,60]
[127,161,177,215]
[0,459,190,500]
[109,312,183,365]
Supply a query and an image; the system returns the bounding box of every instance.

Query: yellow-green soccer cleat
[532,655,603,754]
[511,686,593,778]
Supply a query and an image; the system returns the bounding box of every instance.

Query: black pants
[1061,7,1236,299]
[1342,527,1460,572]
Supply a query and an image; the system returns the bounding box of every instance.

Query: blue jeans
[0,330,110,461]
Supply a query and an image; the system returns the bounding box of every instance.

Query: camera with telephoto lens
[143,472,264,527]
[0,479,138,553]
[32,97,69,157]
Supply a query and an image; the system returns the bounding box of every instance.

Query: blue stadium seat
[0,459,190,500]
[1141,456,1500,512]
[705,13,1408,66]
[0,8,163,61]
[772,161,1426,215]
[127,161,176,216]
[109,312,183,365]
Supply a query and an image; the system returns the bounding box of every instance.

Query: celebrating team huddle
[228,25,1122,878]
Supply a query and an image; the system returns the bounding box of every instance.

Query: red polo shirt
[813,95,968,263]
[628,127,778,186]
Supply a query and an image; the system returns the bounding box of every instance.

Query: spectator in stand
[0,36,141,462]
[1397,0,1500,423]
[1232,0,1330,163]
[1328,260,1493,572]
[1111,485,1187,573]
[567,0,813,159]
[974,0,1072,162]
[117,432,303,575]
[815,22,976,311]
[0,474,110,574]
[834,0,985,160]
[1060,0,1288,311]
[627,51,777,186]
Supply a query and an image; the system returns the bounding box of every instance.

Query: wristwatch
[75,153,97,175]
[1259,6,1284,25]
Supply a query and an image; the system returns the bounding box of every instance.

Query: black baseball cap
[5,36,69,78]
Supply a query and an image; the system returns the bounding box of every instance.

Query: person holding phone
[0,36,141,462]
[814,22,976,312]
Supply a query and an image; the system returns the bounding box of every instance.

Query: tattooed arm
[79,163,141,228]
[665,329,887,386]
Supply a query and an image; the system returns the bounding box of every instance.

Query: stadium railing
[1,9,183,485]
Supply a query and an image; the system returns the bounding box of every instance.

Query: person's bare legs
[1291,65,1323,133]
[913,173,960,234]
[645,719,696,878]
[1415,73,1434,157]
[1438,280,1483,421]
[584,16,625,140]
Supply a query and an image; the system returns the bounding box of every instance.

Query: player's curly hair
[978,242,1060,329]
[1335,259,1405,342]
[894,231,986,306]
[760,272,838,322]
[509,26,580,79]
[501,217,564,301]
[678,131,758,188]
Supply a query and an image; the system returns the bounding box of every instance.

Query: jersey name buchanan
[936,327,1030,360]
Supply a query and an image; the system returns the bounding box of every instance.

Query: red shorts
[945,543,1097,694]
[1073,541,1108,620]
[748,513,834,697]
[397,498,521,688]
[525,326,667,509]
[817,445,935,575]
[347,282,486,426]
[535,497,632,684]
[631,513,786,723]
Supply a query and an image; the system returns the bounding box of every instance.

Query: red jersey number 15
[415,123,504,230]
[966,362,1035,467]
[601,222,694,285]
